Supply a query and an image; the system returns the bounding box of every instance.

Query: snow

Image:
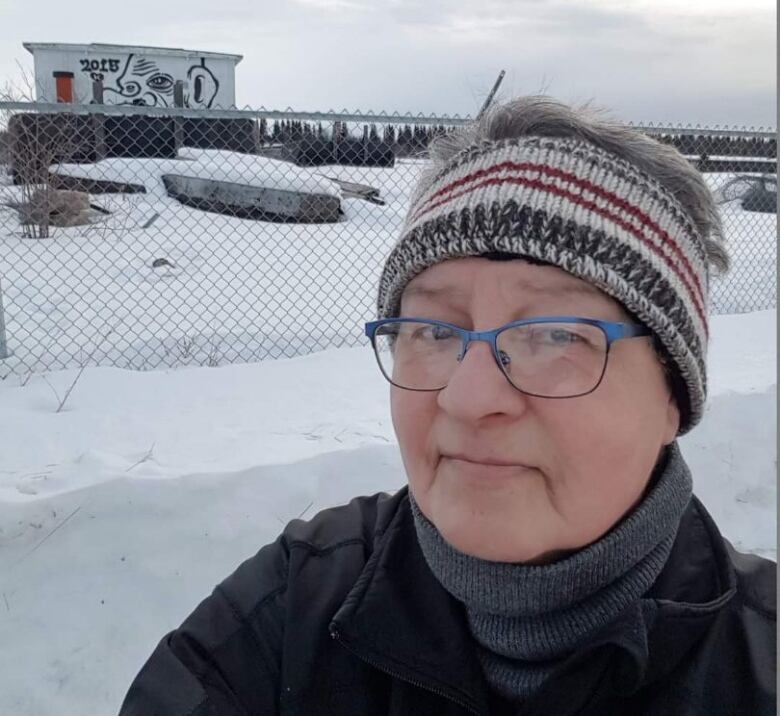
[0,308,775,716]
[0,157,416,378]
[0,348,395,502]
[54,148,342,197]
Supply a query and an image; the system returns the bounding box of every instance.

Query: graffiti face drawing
[102,55,175,106]
[185,59,219,108]
[101,54,220,108]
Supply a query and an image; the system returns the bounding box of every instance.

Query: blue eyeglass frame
[364,316,652,397]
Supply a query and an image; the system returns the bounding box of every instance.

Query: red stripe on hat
[412,160,706,306]
[412,172,708,334]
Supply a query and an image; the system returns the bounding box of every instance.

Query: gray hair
[425,95,730,275]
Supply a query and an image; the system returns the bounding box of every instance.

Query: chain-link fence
[0,101,776,378]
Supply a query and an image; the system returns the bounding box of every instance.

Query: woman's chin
[431,507,563,564]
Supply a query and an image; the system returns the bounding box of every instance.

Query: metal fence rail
[0,101,776,378]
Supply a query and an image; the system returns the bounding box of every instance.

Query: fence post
[91,80,107,161]
[0,277,9,360]
[173,81,185,155]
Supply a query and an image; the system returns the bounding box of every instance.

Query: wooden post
[173,80,185,155]
[92,79,107,161]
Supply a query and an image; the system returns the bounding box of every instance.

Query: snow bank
[54,149,341,198]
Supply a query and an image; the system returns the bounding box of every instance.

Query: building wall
[32,46,237,108]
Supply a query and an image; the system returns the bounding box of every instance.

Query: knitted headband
[376,135,710,433]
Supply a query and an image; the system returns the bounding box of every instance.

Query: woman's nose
[437,339,529,421]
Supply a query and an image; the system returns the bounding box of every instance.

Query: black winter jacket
[119,488,776,716]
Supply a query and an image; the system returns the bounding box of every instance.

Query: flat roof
[23,42,243,64]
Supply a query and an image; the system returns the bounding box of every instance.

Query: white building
[23,42,242,108]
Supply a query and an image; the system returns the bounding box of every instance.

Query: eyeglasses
[364,317,651,398]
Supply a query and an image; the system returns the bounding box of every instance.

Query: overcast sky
[1,0,776,127]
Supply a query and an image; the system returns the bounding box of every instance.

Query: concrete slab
[161,173,342,223]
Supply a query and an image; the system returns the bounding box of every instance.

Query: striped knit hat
[376,135,710,433]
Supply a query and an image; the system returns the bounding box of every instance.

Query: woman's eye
[433,325,457,340]
[530,328,580,345]
[548,329,578,344]
[416,325,454,340]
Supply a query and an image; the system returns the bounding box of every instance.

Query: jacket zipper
[330,627,482,715]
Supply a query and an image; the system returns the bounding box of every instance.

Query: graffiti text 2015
[79,58,121,74]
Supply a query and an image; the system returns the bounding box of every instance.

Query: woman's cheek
[391,390,436,486]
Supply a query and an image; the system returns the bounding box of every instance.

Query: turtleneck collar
[409,442,693,703]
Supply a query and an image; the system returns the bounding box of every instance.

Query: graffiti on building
[83,54,221,107]
[185,59,219,108]
[78,57,121,82]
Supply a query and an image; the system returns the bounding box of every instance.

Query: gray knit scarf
[409,443,693,703]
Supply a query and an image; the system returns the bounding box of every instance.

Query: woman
[120,97,776,715]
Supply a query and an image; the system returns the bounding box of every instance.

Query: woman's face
[391,258,680,563]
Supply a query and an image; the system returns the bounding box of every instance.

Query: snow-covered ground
[0,154,418,378]
[0,307,776,716]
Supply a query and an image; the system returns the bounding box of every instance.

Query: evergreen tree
[413,125,426,149]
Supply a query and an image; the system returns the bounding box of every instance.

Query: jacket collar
[640,495,738,687]
[330,487,492,714]
[330,488,736,715]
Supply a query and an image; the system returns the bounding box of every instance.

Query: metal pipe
[477,70,506,119]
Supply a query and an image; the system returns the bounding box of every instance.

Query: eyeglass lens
[373,320,608,397]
